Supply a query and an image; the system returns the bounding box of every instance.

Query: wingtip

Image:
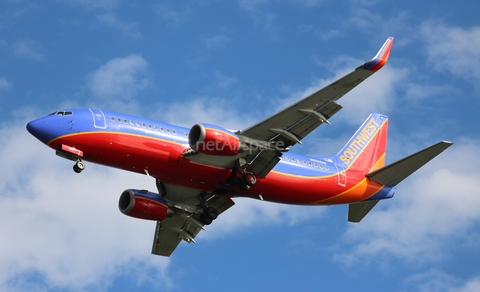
[361,37,394,72]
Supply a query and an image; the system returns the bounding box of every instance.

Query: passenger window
[117,118,122,123]
[130,121,134,125]
[166,129,170,133]
[136,122,140,127]
[142,123,146,128]
[154,126,158,131]
[148,125,152,129]
[172,129,176,135]
[160,127,164,132]
[124,119,128,124]
[111,117,115,121]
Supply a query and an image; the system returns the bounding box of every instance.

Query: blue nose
[26,118,49,144]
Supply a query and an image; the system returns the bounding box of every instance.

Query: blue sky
[1,0,480,291]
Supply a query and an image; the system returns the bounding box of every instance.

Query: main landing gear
[155,179,219,226]
[225,158,257,191]
[198,192,218,226]
[200,206,218,225]
[73,159,85,173]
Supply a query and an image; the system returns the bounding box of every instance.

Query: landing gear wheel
[200,213,213,225]
[242,172,257,186]
[204,207,218,220]
[73,161,85,173]
[238,181,251,191]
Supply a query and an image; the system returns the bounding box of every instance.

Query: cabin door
[89,109,106,129]
[335,164,346,187]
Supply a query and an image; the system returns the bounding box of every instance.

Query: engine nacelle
[188,123,241,156]
[119,189,173,221]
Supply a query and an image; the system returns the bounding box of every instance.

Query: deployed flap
[151,195,235,257]
[348,200,379,222]
[366,141,453,187]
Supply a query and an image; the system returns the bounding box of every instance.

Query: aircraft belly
[247,168,384,205]
[49,132,387,206]
[49,132,174,174]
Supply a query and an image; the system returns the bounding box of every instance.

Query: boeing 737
[26,37,453,256]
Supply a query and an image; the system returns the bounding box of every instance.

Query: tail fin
[335,113,389,173]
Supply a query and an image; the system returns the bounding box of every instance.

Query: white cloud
[0,115,171,291]
[239,0,324,11]
[213,72,238,89]
[292,0,324,7]
[87,54,149,104]
[402,83,456,102]
[274,57,406,126]
[238,0,269,11]
[333,138,480,266]
[11,39,44,61]
[154,4,191,28]
[156,96,257,130]
[58,0,121,11]
[204,33,230,49]
[453,277,480,292]
[0,77,13,92]
[420,21,480,82]
[406,270,480,292]
[96,13,141,39]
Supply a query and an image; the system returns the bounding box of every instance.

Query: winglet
[360,37,394,72]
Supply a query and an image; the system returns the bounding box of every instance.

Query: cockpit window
[49,111,73,116]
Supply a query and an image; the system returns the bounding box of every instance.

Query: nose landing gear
[73,160,85,173]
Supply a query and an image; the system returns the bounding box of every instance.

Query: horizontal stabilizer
[348,200,379,223]
[366,141,453,186]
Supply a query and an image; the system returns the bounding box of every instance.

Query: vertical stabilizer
[335,113,389,173]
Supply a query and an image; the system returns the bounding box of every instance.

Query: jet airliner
[27,37,452,256]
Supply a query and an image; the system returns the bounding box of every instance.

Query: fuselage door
[335,164,346,187]
[90,109,106,129]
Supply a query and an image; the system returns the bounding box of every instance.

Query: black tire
[73,164,82,173]
[238,181,251,191]
[204,207,218,220]
[200,213,213,225]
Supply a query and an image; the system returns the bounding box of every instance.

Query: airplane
[26,37,453,257]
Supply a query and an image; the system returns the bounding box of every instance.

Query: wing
[151,186,234,257]
[186,37,394,177]
[241,37,394,177]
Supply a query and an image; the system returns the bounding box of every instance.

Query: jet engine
[119,189,173,221]
[188,123,242,156]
